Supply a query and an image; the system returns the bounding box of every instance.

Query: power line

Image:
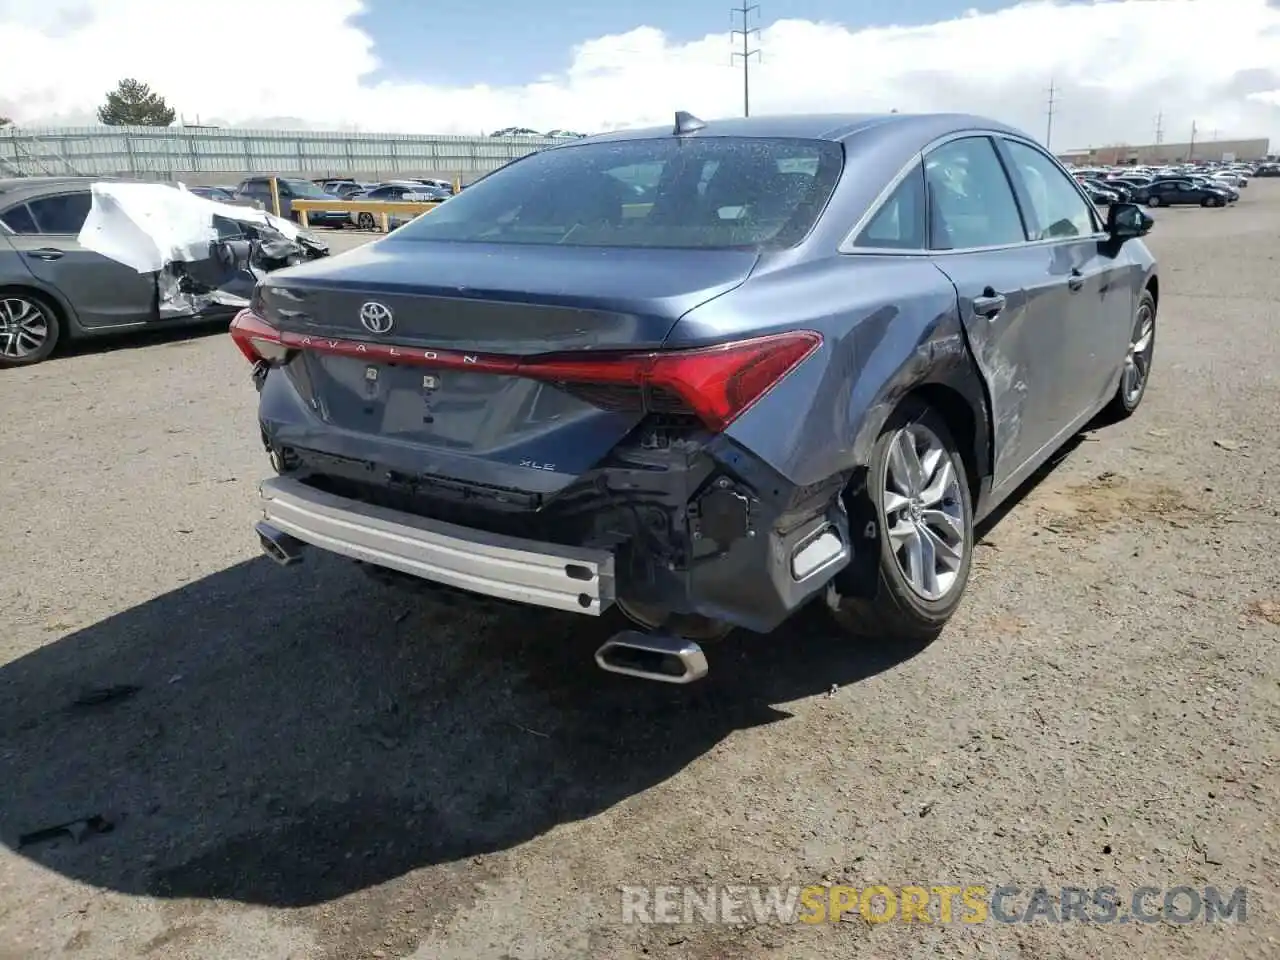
[730,3,761,118]
[1045,78,1058,149]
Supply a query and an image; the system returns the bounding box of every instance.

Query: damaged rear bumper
[258,432,853,633]
[258,476,615,615]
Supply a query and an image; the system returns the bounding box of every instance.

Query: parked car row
[1069,165,1242,209]
[157,176,460,230]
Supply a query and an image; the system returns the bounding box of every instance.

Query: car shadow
[53,316,231,361]
[0,428,1093,909]
[0,552,927,909]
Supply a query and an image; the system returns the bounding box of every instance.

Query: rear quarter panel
[670,254,983,490]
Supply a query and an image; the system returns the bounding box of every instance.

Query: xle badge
[422,374,439,391]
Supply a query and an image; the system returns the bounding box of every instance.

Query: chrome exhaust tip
[255,521,304,567]
[594,631,709,684]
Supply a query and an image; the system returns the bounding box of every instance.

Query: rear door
[2,190,157,330]
[922,134,1059,489]
[996,136,1127,430]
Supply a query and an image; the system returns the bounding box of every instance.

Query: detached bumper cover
[259,476,615,614]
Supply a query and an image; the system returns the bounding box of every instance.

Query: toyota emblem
[359,301,394,334]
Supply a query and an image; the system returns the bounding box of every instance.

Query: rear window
[390,136,844,250]
[281,179,332,200]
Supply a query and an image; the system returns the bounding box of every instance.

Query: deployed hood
[77,181,328,318]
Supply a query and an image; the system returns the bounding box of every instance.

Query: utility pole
[730,2,761,118]
[1045,78,1058,149]
[1154,111,1164,144]
[1189,120,1197,161]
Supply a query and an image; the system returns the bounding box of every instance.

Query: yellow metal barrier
[288,198,444,232]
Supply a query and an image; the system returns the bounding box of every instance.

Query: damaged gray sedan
[235,112,1158,683]
[0,177,326,367]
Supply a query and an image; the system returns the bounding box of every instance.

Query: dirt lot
[1,186,1278,960]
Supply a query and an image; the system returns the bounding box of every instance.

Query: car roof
[578,111,1026,146]
[0,175,137,203]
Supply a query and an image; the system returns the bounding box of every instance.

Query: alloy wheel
[1122,301,1155,406]
[881,424,966,602]
[0,297,50,360]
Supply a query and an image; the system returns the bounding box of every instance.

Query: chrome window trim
[839,127,1109,256]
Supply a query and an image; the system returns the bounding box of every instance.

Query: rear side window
[853,163,926,249]
[27,192,92,234]
[0,203,38,234]
[391,136,844,250]
[924,137,1026,250]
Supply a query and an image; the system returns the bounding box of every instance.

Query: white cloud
[2,0,1280,150]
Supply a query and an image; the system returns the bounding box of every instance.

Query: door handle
[971,288,1006,319]
[1067,268,1085,292]
[26,248,64,261]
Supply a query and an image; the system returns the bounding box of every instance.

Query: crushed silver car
[0,177,327,367]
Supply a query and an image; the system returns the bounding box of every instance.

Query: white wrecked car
[0,177,327,367]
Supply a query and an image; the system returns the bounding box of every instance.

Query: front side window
[27,192,92,234]
[390,136,844,250]
[1002,139,1098,240]
[923,137,1026,250]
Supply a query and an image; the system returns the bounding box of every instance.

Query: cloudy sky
[2,0,1279,150]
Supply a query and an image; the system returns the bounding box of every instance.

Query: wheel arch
[0,281,78,337]
[835,353,992,601]
[1144,273,1159,312]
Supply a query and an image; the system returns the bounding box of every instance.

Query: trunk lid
[260,240,758,496]
[258,238,758,351]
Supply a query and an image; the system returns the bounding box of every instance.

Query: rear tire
[1146,195,1160,207]
[827,398,974,643]
[0,290,62,368]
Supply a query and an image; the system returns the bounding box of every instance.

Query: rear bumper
[258,476,615,614]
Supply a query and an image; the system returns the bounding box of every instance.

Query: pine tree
[96,79,176,127]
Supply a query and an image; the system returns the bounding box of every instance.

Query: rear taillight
[227,310,821,433]
[229,309,292,364]
[519,331,822,431]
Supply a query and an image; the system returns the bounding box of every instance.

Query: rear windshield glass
[390,136,844,250]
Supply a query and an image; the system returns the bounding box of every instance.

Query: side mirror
[1107,202,1153,241]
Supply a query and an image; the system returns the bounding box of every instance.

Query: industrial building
[1057,137,1271,166]
[0,124,568,184]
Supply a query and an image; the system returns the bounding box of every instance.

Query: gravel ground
[1,186,1277,960]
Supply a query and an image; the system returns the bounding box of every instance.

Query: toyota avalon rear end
[231,125,847,681]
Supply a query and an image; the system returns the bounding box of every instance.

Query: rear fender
[833,319,993,601]
[0,275,84,337]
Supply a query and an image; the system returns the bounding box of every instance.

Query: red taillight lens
[519,331,822,432]
[229,308,291,364]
